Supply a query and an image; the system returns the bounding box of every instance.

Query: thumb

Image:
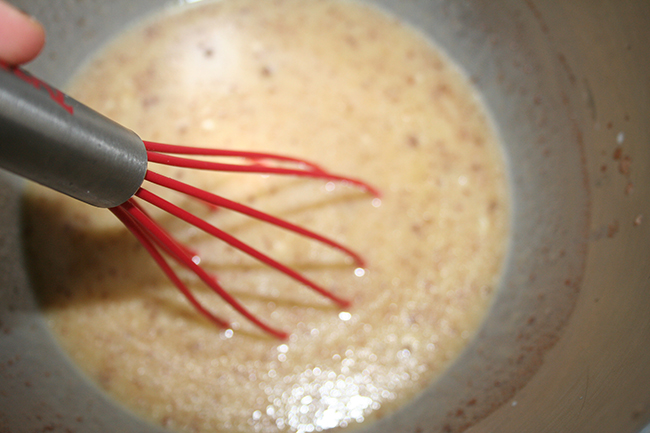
[0,0,45,65]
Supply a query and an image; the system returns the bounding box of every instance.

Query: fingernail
[16,7,39,23]
[3,1,39,22]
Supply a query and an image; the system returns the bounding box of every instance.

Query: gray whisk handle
[0,62,147,208]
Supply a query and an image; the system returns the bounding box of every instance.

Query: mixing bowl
[1,0,648,432]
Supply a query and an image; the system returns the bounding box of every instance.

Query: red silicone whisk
[0,61,379,339]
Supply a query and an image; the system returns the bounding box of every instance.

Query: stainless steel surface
[0,0,648,432]
[0,64,147,208]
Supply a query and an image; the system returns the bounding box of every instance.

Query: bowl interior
[4,0,646,432]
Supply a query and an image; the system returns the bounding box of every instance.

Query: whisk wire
[145,171,366,267]
[144,142,381,198]
[110,205,230,329]
[113,199,289,339]
[128,199,200,264]
[135,187,352,308]
[144,141,326,172]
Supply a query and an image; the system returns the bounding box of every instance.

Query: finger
[0,0,45,65]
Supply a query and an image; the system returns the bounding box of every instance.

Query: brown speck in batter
[619,155,632,176]
[607,220,620,238]
[260,65,272,77]
[407,135,419,148]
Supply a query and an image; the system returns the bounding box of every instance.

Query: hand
[0,0,45,65]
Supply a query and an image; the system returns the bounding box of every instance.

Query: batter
[23,0,509,432]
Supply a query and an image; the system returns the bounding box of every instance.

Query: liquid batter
[24,0,509,432]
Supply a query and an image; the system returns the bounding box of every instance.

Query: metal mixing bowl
[1,0,648,432]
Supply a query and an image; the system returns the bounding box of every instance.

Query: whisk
[0,61,378,339]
